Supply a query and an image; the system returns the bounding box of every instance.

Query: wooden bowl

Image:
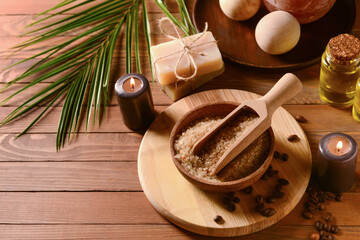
[169,102,275,192]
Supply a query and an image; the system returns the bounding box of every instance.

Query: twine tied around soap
[154,17,216,82]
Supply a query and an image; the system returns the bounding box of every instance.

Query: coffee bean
[255,195,263,204]
[266,196,277,203]
[262,208,276,217]
[233,196,240,203]
[318,193,326,203]
[261,172,269,180]
[320,237,329,240]
[213,215,224,224]
[278,178,289,186]
[226,204,236,212]
[319,230,327,237]
[323,212,333,222]
[255,203,265,212]
[315,220,324,231]
[222,197,231,205]
[281,153,289,162]
[307,204,317,213]
[325,192,335,201]
[317,203,325,211]
[272,191,285,199]
[302,211,313,219]
[274,151,281,159]
[310,191,318,198]
[324,223,331,232]
[330,225,339,234]
[335,194,343,202]
[288,134,300,142]
[295,115,307,123]
[275,184,283,191]
[243,186,253,194]
[310,232,320,240]
[268,169,279,177]
[328,235,336,240]
[310,196,319,204]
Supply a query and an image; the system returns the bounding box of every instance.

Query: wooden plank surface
[0,0,359,239]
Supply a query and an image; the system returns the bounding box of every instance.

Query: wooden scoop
[192,73,302,176]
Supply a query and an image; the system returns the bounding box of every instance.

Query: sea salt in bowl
[169,102,275,192]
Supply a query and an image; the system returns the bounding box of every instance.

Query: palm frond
[1,0,196,150]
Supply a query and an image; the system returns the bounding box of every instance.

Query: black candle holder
[317,132,358,193]
[115,73,155,131]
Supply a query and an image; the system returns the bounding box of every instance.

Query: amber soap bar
[151,31,224,100]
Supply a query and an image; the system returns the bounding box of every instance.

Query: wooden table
[0,1,359,239]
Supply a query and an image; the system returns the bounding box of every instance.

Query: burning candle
[317,133,358,193]
[115,73,155,131]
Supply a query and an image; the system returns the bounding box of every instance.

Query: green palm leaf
[1,0,196,150]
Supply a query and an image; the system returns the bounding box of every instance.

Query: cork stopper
[328,34,360,62]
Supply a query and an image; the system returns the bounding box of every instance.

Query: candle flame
[130,78,135,90]
[336,141,343,152]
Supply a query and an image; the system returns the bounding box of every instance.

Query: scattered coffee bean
[275,184,283,191]
[226,204,236,212]
[324,223,331,232]
[325,192,335,201]
[310,232,320,240]
[213,215,224,224]
[295,115,307,123]
[268,169,279,177]
[266,196,277,203]
[323,212,333,222]
[222,197,232,205]
[335,194,343,202]
[278,178,289,186]
[255,195,263,204]
[307,204,317,213]
[315,220,324,231]
[272,191,285,199]
[288,134,300,142]
[303,211,313,219]
[281,153,289,162]
[243,186,253,194]
[274,151,280,159]
[310,196,319,204]
[233,196,240,203]
[330,225,339,234]
[262,208,276,217]
[255,203,265,212]
[327,235,336,240]
[319,230,327,237]
[317,203,325,211]
[310,191,318,198]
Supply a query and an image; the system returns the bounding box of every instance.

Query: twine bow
[155,18,215,82]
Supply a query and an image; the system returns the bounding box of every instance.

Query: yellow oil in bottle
[319,47,360,108]
[319,34,360,108]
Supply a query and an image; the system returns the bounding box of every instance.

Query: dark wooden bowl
[169,102,275,192]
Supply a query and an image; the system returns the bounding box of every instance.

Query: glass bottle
[353,80,360,122]
[319,34,360,108]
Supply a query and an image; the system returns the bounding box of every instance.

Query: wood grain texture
[0,225,359,240]
[138,89,312,237]
[0,162,141,191]
[0,0,359,239]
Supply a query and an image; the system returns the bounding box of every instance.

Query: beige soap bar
[151,31,224,86]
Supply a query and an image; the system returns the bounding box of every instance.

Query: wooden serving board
[138,89,312,237]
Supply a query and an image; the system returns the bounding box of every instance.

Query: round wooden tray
[192,0,355,69]
[138,89,312,237]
